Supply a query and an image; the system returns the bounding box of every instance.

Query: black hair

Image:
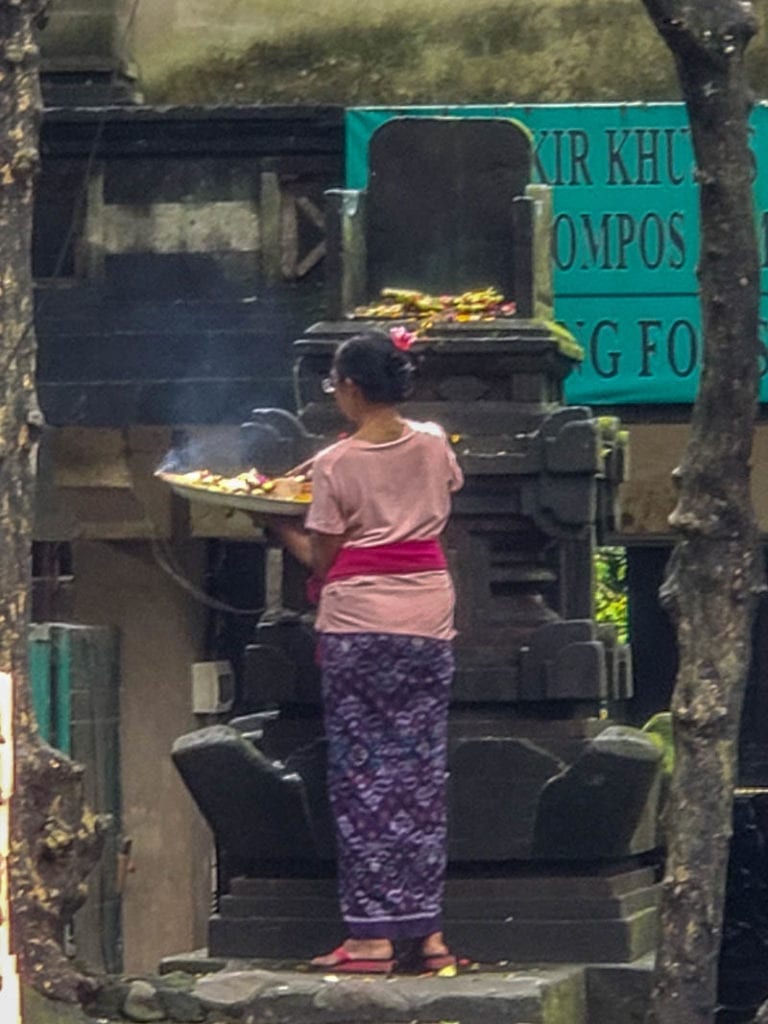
[333,330,415,404]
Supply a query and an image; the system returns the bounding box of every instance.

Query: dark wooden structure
[35,106,344,426]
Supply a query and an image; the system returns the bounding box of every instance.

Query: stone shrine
[172,118,663,964]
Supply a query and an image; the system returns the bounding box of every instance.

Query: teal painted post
[28,627,53,743]
[52,628,72,757]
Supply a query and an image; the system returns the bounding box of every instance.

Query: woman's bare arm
[268,519,342,576]
[310,531,344,578]
[270,519,312,566]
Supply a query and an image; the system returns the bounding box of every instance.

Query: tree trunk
[638,2,763,1023]
[0,1,107,1003]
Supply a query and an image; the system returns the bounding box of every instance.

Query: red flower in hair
[389,326,416,351]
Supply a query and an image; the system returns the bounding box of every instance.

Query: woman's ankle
[420,931,449,956]
[345,937,393,957]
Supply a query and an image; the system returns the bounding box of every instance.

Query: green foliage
[642,711,674,776]
[594,546,628,644]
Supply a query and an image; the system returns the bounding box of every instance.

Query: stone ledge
[23,954,653,1024]
[85,959,586,1024]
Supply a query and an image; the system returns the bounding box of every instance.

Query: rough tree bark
[638,2,764,1023]
[0,0,107,1004]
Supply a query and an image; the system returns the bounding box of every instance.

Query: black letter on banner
[553,214,577,270]
[533,131,552,185]
[607,129,632,184]
[582,213,611,269]
[590,321,621,378]
[639,213,664,269]
[668,212,686,269]
[667,320,697,377]
[637,129,661,185]
[616,214,636,269]
[568,130,592,185]
[552,130,566,185]
[639,320,661,377]
[664,128,686,185]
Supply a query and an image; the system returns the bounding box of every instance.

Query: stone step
[191,963,588,1024]
[585,957,654,1024]
[228,865,656,900]
[209,905,658,963]
[219,885,657,922]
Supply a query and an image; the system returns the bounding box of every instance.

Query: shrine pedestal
[209,866,659,963]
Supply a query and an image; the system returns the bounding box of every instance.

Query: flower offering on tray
[350,287,516,335]
[159,467,311,501]
[156,467,312,515]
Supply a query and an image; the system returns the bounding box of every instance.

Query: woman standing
[276,329,463,973]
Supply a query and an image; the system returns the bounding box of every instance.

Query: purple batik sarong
[320,632,454,940]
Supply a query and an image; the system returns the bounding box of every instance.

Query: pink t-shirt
[305,420,463,639]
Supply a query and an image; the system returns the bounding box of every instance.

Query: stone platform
[86,950,651,1024]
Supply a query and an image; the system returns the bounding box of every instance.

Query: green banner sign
[346,104,768,405]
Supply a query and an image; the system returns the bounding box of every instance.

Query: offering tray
[157,472,310,517]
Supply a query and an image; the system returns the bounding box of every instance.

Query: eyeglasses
[321,373,339,395]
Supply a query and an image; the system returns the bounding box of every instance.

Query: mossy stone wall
[128,0,768,106]
[38,0,768,108]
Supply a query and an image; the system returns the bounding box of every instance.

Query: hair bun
[334,330,416,404]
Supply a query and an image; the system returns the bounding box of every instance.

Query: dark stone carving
[365,118,532,301]
[239,408,314,476]
[447,738,562,861]
[532,727,662,860]
[173,117,662,963]
[172,726,321,868]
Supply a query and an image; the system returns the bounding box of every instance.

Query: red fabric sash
[325,539,447,583]
[306,540,447,606]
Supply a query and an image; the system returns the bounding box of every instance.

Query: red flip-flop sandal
[309,945,396,974]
